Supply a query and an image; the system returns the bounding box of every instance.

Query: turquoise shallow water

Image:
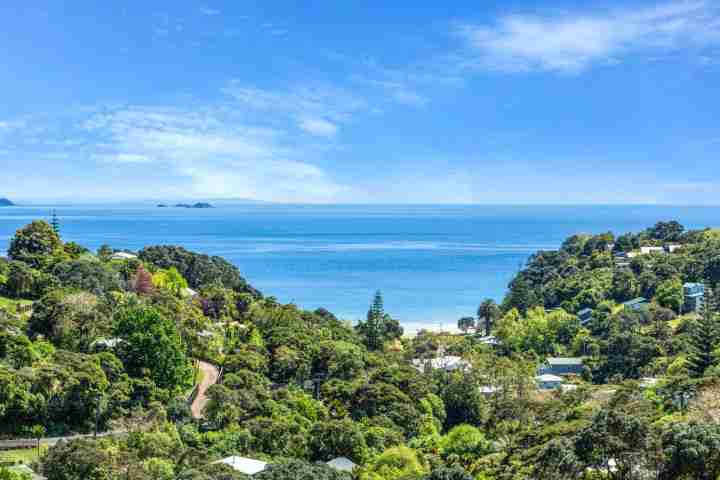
[0,204,718,330]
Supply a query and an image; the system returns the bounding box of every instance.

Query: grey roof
[547,357,584,366]
[623,297,647,306]
[326,457,358,472]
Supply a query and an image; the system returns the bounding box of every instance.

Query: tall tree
[457,316,475,333]
[477,299,500,335]
[133,265,155,295]
[114,306,192,391]
[7,220,62,268]
[365,291,385,350]
[687,284,720,377]
[50,210,60,235]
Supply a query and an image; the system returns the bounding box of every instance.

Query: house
[183,287,198,297]
[215,456,268,476]
[110,251,137,260]
[197,330,214,339]
[640,377,659,389]
[640,246,665,255]
[665,244,682,253]
[476,335,499,346]
[683,282,705,313]
[412,355,470,372]
[326,457,358,473]
[577,308,593,325]
[90,337,124,350]
[536,374,564,390]
[623,297,648,311]
[539,357,585,376]
[479,385,502,396]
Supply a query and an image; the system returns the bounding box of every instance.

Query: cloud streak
[456,1,720,73]
[82,102,346,202]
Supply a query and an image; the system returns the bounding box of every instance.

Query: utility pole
[94,393,102,438]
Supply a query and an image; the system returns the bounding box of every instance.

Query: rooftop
[215,456,268,475]
[326,457,358,472]
[546,357,584,366]
[623,297,647,306]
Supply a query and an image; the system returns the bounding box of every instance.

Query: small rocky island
[156,202,213,208]
[172,202,214,209]
[0,198,15,206]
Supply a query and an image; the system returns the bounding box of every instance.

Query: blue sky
[1,0,719,204]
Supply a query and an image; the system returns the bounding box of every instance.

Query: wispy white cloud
[298,118,338,137]
[94,153,152,163]
[0,120,26,130]
[223,83,366,134]
[456,1,720,73]
[81,101,346,202]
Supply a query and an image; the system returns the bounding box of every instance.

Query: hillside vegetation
[0,219,719,480]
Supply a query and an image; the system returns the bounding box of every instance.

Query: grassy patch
[0,446,47,465]
[0,297,33,313]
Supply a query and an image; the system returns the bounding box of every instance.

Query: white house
[90,337,124,350]
[476,335,499,346]
[479,385,502,396]
[326,457,358,473]
[665,244,682,253]
[412,355,470,372]
[640,246,665,255]
[215,456,267,476]
[110,251,137,260]
[640,377,659,389]
[183,287,198,297]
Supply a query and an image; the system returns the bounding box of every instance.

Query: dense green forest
[1,219,720,479]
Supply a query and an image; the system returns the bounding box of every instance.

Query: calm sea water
[0,204,717,331]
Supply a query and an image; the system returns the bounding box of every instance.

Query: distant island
[156,204,168,208]
[173,202,214,209]
[0,198,15,206]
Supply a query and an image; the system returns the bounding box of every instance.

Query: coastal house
[640,377,659,389]
[536,374,564,390]
[479,385,502,396]
[110,251,137,260]
[326,457,358,473]
[577,308,593,325]
[640,246,665,255]
[215,456,268,476]
[683,282,705,313]
[539,357,584,377]
[665,244,682,253]
[412,355,470,372]
[90,337,124,351]
[476,335,499,346]
[623,297,648,311]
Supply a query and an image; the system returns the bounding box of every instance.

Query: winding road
[0,360,219,452]
[191,360,220,418]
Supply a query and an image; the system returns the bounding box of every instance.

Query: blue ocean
[0,204,718,331]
